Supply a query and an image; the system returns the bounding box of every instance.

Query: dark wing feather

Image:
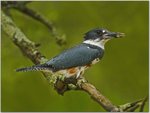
[46,43,104,71]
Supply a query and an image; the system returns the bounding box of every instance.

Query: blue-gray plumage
[16,28,125,78]
[46,43,104,72]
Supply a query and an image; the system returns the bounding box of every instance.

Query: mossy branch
[1,10,148,112]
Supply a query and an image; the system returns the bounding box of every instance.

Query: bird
[16,28,125,78]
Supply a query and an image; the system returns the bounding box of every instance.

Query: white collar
[83,39,108,49]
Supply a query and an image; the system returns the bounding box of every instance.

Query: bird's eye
[97,30,102,34]
[102,30,106,33]
[97,30,106,35]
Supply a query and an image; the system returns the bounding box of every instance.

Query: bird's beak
[106,32,125,38]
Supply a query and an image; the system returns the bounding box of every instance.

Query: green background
[2,1,149,112]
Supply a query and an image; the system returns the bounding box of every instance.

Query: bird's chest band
[57,66,88,78]
[57,58,100,78]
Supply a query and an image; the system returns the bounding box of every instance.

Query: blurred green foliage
[1,1,149,112]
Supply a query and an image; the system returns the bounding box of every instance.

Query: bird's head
[83,28,125,49]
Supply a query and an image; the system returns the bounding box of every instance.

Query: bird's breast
[91,58,100,64]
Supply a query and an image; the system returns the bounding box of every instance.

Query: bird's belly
[57,66,89,78]
[56,58,100,78]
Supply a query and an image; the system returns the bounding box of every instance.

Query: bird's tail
[16,64,52,72]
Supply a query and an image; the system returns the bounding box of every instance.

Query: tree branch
[80,82,119,111]
[2,1,66,46]
[1,10,147,112]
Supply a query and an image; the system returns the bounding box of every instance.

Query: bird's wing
[46,43,104,71]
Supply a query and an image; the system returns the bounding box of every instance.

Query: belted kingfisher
[16,28,125,78]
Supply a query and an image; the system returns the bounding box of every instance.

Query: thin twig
[139,96,148,112]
